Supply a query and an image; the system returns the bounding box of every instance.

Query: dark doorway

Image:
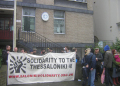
[0,17,13,40]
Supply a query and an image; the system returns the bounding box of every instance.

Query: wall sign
[98,41,103,48]
[42,12,49,21]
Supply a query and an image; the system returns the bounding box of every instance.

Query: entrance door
[0,18,13,40]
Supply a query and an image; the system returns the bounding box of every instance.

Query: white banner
[7,52,76,85]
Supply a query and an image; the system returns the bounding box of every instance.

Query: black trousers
[95,65,102,80]
[105,68,113,86]
[82,68,88,86]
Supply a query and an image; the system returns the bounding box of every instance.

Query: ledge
[0,1,93,14]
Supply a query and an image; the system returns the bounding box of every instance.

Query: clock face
[42,12,49,21]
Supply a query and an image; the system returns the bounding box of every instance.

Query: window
[22,7,35,32]
[54,11,65,34]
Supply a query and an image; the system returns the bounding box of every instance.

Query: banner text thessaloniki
[30,64,68,69]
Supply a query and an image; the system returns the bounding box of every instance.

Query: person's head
[14,47,18,52]
[24,50,27,53]
[21,48,24,53]
[6,45,11,51]
[112,49,117,55]
[85,49,87,53]
[65,46,69,51]
[72,47,77,52]
[29,49,33,54]
[33,48,37,54]
[49,48,53,52]
[104,45,110,52]
[85,48,91,55]
[95,48,99,54]
[41,48,45,54]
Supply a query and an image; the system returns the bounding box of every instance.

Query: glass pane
[23,7,35,16]
[0,18,4,30]
[30,17,35,32]
[23,16,30,31]
[54,11,64,18]
[22,16,35,31]
[5,19,9,30]
[54,19,65,33]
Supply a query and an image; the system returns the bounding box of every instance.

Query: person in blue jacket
[84,48,96,86]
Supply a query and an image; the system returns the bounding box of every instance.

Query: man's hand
[96,58,98,61]
[86,64,89,68]
[7,51,9,54]
[91,68,93,71]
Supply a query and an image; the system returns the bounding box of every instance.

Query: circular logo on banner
[42,12,49,21]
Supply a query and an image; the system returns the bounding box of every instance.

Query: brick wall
[35,9,94,43]
[87,0,93,10]
[16,0,94,44]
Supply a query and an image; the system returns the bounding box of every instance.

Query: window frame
[54,10,65,34]
[21,7,36,32]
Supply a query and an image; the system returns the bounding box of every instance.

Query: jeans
[88,69,95,86]
[105,68,113,86]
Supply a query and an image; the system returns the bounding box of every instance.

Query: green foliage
[94,43,104,53]
[85,45,93,48]
[112,38,120,52]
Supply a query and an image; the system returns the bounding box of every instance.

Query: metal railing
[17,27,62,52]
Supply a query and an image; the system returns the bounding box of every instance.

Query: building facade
[0,0,94,59]
[93,0,120,44]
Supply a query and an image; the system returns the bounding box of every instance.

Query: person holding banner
[21,48,24,53]
[40,48,46,55]
[72,47,79,62]
[64,46,71,53]
[13,47,18,52]
[48,48,54,53]
[2,45,11,65]
[33,48,37,55]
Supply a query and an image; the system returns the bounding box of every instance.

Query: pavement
[0,65,119,86]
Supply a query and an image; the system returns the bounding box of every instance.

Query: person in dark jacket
[87,48,96,86]
[81,48,89,86]
[82,48,96,86]
[103,45,114,86]
[40,48,46,55]
[94,48,103,82]
[2,45,11,65]
[48,48,55,53]
[72,47,79,62]
[33,48,37,55]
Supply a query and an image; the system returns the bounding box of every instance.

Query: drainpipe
[13,0,17,51]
